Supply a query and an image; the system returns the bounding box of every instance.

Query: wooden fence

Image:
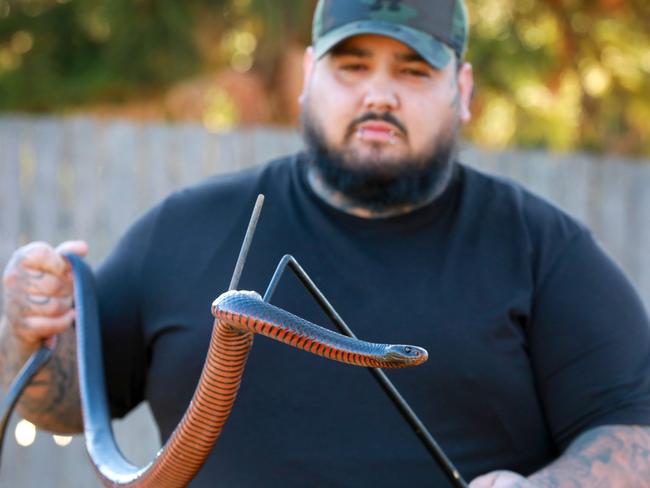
[0,115,649,486]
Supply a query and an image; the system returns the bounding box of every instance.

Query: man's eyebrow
[395,52,429,64]
[328,46,430,64]
[329,45,371,58]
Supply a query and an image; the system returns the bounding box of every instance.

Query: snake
[0,254,427,487]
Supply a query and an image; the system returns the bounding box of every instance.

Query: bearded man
[2,1,650,486]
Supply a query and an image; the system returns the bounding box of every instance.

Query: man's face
[300,34,473,207]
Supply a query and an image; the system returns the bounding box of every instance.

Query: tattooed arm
[0,241,88,434]
[528,425,650,487]
[470,425,650,487]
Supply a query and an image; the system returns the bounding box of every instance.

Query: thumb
[470,471,528,488]
[55,240,89,258]
[470,473,498,488]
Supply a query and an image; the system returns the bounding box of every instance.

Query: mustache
[345,112,408,140]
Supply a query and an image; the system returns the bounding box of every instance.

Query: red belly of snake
[125,291,427,487]
[1,255,428,487]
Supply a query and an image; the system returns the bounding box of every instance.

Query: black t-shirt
[96,154,650,487]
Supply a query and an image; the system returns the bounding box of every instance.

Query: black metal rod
[262,254,292,302]
[229,194,265,291]
[263,254,468,488]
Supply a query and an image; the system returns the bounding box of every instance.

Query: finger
[21,294,74,318]
[16,310,76,345]
[492,475,520,488]
[470,472,527,488]
[470,472,509,488]
[19,242,70,277]
[2,262,47,291]
[21,272,74,297]
[470,474,498,488]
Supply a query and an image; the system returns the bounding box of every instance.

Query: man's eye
[402,68,430,77]
[340,64,367,72]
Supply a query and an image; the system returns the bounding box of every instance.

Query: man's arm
[529,425,650,487]
[0,241,87,434]
[470,424,650,487]
[0,318,82,433]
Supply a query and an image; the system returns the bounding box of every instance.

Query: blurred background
[0,0,649,155]
[0,0,649,486]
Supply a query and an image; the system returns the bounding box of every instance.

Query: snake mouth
[385,345,428,366]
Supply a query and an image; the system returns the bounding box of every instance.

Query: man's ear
[457,61,474,123]
[299,47,316,105]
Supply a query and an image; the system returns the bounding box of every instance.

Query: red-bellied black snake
[0,254,427,487]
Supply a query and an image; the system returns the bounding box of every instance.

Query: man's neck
[306,165,450,219]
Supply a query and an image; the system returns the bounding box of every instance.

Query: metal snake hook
[229,194,265,291]
[0,193,466,488]
[263,255,468,488]
[228,193,467,487]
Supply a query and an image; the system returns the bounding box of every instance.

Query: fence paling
[0,115,648,487]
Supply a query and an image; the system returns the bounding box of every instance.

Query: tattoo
[26,295,51,305]
[448,68,462,110]
[0,318,83,434]
[24,269,45,279]
[450,88,461,110]
[448,53,460,105]
[19,261,48,295]
[528,425,650,487]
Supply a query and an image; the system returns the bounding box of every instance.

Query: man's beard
[301,107,459,210]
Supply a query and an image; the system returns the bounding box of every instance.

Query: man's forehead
[328,34,427,61]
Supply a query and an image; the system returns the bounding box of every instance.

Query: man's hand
[2,240,88,350]
[0,240,87,434]
[470,471,535,487]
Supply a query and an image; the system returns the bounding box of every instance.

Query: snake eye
[404,346,412,354]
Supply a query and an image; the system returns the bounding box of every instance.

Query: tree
[0,0,648,156]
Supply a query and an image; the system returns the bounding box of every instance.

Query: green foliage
[0,0,200,109]
[0,0,648,156]
[465,0,650,156]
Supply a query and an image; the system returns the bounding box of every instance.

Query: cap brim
[313,20,453,70]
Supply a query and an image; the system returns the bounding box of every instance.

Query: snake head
[211,289,263,317]
[385,345,428,366]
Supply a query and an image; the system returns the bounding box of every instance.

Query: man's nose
[362,77,399,112]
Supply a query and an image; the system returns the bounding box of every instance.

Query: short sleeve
[529,230,650,450]
[95,203,160,418]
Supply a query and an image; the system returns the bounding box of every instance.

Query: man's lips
[356,121,401,144]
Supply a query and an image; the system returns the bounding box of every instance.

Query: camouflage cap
[312,0,468,70]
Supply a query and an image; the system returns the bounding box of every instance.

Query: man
[2,1,650,486]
